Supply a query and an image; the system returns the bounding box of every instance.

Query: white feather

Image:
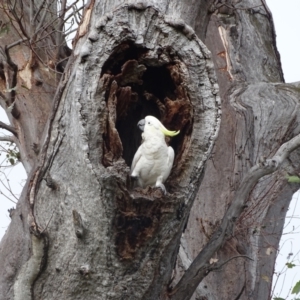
[131,116,176,193]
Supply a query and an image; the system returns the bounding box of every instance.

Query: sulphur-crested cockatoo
[131,116,180,194]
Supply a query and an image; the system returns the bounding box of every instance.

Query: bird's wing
[131,145,143,175]
[164,146,175,180]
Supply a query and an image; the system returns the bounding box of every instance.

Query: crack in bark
[233,282,245,300]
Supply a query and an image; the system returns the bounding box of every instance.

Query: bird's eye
[148,122,150,124]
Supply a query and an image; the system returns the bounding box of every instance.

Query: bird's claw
[156,183,167,195]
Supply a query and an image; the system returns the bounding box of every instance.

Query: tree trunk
[0,1,300,300]
[174,2,300,299]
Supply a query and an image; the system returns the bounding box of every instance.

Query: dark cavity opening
[101,42,192,178]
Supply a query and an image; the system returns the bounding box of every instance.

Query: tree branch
[6,38,29,50]
[170,133,300,300]
[0,135,16,143]
[30,0,34,35]
[6,0,29,39]
[0,121,18,137]
[54,0,67,51]
[0,190,17,204]
[65,0,81,13]
[0,170,19,202]
[63,27,77,38]
[32,0,52,41]
[32,10,66,41]
[64,4,85,24]
[33,0,48,23]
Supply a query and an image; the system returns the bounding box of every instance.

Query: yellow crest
[159,125,180,137]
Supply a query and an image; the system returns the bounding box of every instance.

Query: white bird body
[131,116,179,193]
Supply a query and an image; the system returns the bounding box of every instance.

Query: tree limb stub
[170,133,300,300]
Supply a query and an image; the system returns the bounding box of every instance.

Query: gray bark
[0,0,71,172]
[175,2,300,299]
[0,1,300,300]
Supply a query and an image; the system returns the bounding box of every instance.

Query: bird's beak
[137,119,145,132]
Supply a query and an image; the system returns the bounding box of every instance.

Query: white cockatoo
[131,116,180,194]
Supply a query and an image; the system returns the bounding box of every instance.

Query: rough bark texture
[0,0,71,172]
[1,0,300,300]
[176,2,300,300]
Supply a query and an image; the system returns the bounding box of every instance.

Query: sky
[0,1,299,299]
[266,0,300,83]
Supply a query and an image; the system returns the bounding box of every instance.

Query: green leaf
[286,262,296,268]
[287,175,300,183]
[0,24,9,37]
[292,281,300,294]
[9,158,15,165]
[21,84,30,90]
[16,151,20,159]
[273,297,285,300]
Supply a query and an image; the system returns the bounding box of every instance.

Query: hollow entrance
[101,42,193,182]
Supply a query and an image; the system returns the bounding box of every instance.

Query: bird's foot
[130,175,138,190]
[155,182,167,195]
